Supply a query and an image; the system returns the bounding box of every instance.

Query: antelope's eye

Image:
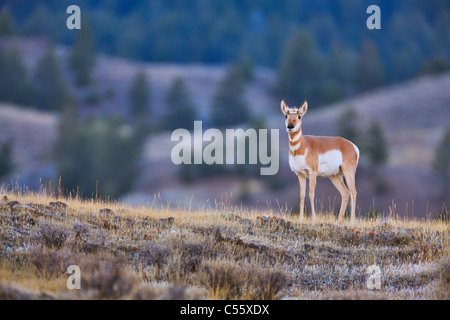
[285,115,287,119]
[298,116,301,120]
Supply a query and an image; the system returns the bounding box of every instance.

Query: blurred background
[0,0,448,219]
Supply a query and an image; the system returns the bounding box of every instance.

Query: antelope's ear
[281,99,289,115]
[300,100,308,115]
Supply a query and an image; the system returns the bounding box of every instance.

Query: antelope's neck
[289,130,304,152]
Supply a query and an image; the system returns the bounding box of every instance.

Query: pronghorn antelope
[281,100,360,224]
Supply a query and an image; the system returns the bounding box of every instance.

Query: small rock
[100,220,118,230]
[99,208,114,215]
[49,201,68,209]
[157,217,175,226]
[7,201,20,207]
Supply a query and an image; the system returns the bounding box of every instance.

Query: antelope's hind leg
[329,175,350,223]
[343,170,357,225]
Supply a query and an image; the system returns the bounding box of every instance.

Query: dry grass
[0,189,448,300]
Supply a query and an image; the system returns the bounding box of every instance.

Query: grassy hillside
[0,191,448,300]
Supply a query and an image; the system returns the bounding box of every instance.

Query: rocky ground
[0,193,448,300]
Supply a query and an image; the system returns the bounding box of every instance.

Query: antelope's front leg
[298,175,306,220]
[309,173,317,222]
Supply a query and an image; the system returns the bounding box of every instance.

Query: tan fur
[281,99,359,224]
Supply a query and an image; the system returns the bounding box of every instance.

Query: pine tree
[56,112,142,199]
[0,140,13,178]
[54,99,80,191]
[164,77,197,130]
[355,39,385,92]
[337,108,361,146]
[366,119,388,166]
[432,128,450,188]
[129,70,150,117]
[211,65,250,128]
[326,42,354,102]
[276,29,324,105]
[69,24,96,86]
[0,46,33,106]
[0,6,14,38]
[23,5,54,37]
[330,43,352,84]
[421,56,449,75]
[234,55,254,83]
[33,47,68,111]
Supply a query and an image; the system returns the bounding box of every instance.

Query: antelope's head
[280,100,308,133]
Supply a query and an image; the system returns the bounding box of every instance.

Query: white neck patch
[288,130,302,142]
[289,139,301,152]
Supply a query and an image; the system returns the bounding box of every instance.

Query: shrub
[38,223,68,249]
[29,248,70,278]
[80,256,137,299]
[198,260,289,299]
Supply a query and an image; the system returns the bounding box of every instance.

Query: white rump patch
[317,150,343,177]
[351,142,360,163]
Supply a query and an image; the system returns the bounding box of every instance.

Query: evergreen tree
[329,42,355,84]
[0,46,33,106]
[54,99,80,190]
[276,29,324,105]
[234,55,254,83]
[23,5,54,37]
[164,77,197,130]
[366,119,388,166]
[0,140,13,178]
[432,127,450,189]
[337,108,361,146]
[421,56,449,75]
[355,39,385,92]
[129,70,150,117]
[385,14,426,83]
[56,111,142,199]
[0,0,448,81]
[33,47,68,111]
[0,6,14,38]
[69,24,96,86]
[211,65,250,128]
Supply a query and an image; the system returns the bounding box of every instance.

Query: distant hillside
[0,104,57,188]
[1,42,449,217]
[2,37,277,122]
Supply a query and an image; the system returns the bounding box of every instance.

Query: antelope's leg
[298,175,306,219]
[308,173,317,222]
[329,175,350,223]
[343,171,357,225]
